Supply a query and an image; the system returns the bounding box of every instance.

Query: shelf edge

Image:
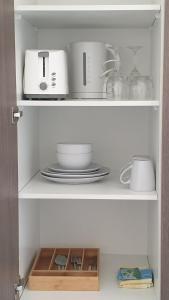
[17,100,160,107]
[19,193,158,201]
[15,4,161,13]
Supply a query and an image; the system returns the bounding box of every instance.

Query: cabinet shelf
[19,173,157,201]
[21,254,155,300]
[15,4,160,29]
[17,100,160,107]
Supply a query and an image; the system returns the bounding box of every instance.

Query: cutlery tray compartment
[28,248,99,291]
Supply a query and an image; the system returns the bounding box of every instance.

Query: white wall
[38,28,151,79]
[39,107,152,173]
[40,199,149,255]
[38,26,153,176]
[38,106,153,257]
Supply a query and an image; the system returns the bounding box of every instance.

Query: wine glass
[128,46,153,100]
[102,55,128,101]
[106,69,128,100]
[128,46,142,79]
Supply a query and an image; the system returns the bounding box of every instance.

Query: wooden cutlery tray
[28,248,99,291]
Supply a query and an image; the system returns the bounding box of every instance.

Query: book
[118,268,141,280]
[117,268,153,289]
[119,278,153,285]
[119,283,153,289]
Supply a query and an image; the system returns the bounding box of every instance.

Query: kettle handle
[105,44,120,71]
[101,68,113,78]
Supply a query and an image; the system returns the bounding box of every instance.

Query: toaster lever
[38,51,49,57]
[38,51,49,78]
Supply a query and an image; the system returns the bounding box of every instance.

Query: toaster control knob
[40,82,47,90]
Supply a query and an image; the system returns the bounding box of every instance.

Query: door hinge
[14,276,25,300]
[12,107,23,125]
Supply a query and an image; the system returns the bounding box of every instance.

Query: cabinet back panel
[39,107,152,172]
[40,199,148,255]
[38,28,151,80]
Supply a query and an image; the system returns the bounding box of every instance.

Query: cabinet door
[161,1,169,300]
[0,0,19,300]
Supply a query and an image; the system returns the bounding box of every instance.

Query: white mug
[120,156,155,192]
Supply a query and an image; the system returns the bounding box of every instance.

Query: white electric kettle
[68,42,120,99]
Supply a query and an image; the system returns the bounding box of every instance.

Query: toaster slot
[83,52,87,86]
[43,57,45,77]
[38,51,49,79]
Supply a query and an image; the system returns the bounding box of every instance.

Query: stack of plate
[40,163,110,184]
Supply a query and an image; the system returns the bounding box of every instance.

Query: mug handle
[120,163,133,185]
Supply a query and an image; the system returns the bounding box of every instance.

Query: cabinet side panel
[15,18,39,189]
[19,198,40,279]
[161,0,169,299]
[148,11,163,300]
[18,107,39,190]
[15,17,37,102]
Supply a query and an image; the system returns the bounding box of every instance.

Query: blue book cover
[117,268,153,281]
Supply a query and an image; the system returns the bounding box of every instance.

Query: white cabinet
[14,2,164,299]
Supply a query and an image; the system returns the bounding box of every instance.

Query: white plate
[41,173,109,184]
[41,167,110,178]
[49,163,100,173]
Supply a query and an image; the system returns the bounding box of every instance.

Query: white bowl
[57,152,92,170]
[57,143,92,154]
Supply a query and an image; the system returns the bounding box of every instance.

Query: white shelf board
[15,5,160,29]
[21,254,155,300]
[19,173,157,200]
[17,100,160,107]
